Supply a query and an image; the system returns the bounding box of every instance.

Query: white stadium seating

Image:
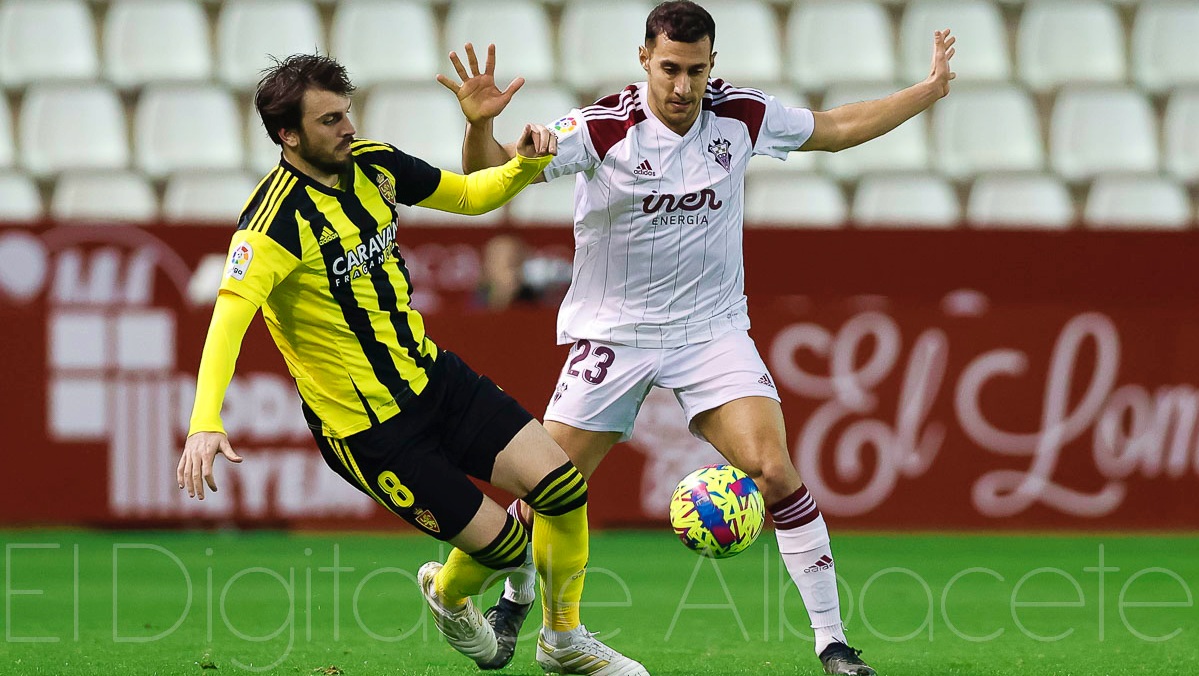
[491,84,579,153]
[900,0,1009,83]
[821,84,928,179]
[0,0,98,88]
[0,94,12,169]
[508,176,578,227]
[745,173,847,228]
[51,172,157,224]
[20,84,129,177]
[1084,175,1193,230]
[361,84,466,171]
[559,0,655,93]
[853,173,960,228]
[330,0,439,86]
[966,173,1075,229]
[0,172,43,222]
[1050,87,1159,182]
[217,0,325,89]
[445,1,555,84]
[104,0,212,88]
[1131,1,1199,93]
[1018,0,1126,92]
[1163,90,1199,183]
[787,0,895,91]
[702,0,783,86]
[134,85,244,178]
[163,172,260,224]
[933,84,1043,178]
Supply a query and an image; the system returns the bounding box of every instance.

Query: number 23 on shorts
[566,339,616,384]
[377,471,414,508]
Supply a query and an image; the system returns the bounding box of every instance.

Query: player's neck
[646,100,700,137]
[282,148,341,188]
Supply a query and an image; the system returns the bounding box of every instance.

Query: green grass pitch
[2,530,1195,675]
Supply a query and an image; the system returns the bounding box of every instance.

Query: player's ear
[278,126,300,150]
[639,44,650,72]
[710,51,717,73]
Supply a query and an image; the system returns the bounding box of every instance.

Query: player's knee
[741,453,800,502]
[469,511,530,571]
[524,462,588,516]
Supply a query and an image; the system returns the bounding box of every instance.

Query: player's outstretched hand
[927,29,957,98]
[177,431,243,500]
[436,43,524,125]
[516,123,558,159]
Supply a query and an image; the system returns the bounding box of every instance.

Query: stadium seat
[362,84,466,172]
[330,0,439,86]
[933,84,1043,178]
[1132,1,1199,93]
[744,173,847,228]
[104,0,211,88]
[1050,87,1158,182]
[900,0,1009,83]
[0,0,98,88]
[821,84,928,179]
[135,85,244,178]
[50,172,157,224]
[852,173,960,228]
[0,95,12,169]
[163,172,260,224]
[966,173,1074,229]
[491,84,579,154]
[787,0,895,91]
[217,0,324,89]
[1164,90,1199,182]
[746,89,817,174]
[20,84,128,177]
[701,0,783,85]
[445,1,555,84]
[1018,0,1125,92]
[245,101,281,175]
[509,177,577,227]
[1083,175,1192,230]
[560,1,655,93]
[0,172,43,222]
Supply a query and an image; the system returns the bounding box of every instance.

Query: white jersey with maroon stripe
[542,80,815,348]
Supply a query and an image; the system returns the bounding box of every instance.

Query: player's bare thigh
[691,396,802,505]
[543,421,623,479]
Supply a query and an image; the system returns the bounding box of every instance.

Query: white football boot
[535,625,649,675]
[417,561,499,666]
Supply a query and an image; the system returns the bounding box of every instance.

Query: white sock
[501,546,537,605]
[772,489,847,655]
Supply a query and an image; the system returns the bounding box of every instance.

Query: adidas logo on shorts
[758,373,775,389]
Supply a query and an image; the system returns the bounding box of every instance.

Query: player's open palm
[177,431,242,500]
[927,29,957,98]
[437,43,524,125]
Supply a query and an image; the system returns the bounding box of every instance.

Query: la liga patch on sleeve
[227,242,253,280]
[549,115,580,140]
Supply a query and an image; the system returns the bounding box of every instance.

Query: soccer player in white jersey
[438,2,955,674]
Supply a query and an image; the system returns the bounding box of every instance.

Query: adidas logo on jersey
[318,226,338,246]
[758,373,775,389]
[633,159,656,177]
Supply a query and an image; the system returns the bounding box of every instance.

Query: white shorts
[543,330,781,442]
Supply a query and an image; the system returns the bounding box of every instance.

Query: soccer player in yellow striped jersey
[177,55,647,674]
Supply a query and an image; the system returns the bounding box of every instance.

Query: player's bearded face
[296,89,356,175]
[641,35,715,133]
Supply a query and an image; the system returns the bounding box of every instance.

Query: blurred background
[2,0,1199,533]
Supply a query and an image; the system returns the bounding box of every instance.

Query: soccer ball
[669,464,765,559]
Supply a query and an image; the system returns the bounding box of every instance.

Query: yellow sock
[533,502,589,631]
[437,515,528,607]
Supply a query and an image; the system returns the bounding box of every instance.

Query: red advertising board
[2,224,1198,530]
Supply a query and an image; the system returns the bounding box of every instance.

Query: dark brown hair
[255,54,356,146]
[645,1,716,47]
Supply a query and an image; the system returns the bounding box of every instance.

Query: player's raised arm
[417,123,556,215]
[436,43,527,173]
[177,290,254,500]
[802,29,956,153]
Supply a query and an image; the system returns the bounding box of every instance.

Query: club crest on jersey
[375,172,396,205]
[708,137,732,172]
[226,242,252,280]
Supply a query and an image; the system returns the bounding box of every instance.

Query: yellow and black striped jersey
[220,139,443,438]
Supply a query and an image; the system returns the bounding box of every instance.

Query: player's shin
[770,485,848,655]
[524,462,589,631]
[437,513,529,607]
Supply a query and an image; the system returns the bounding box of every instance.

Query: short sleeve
[543,110,599,182]
[753,96,816,160]
[354,139,443,206]
[218,224,302,307]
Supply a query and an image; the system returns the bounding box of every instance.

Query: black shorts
[304,350,534,540]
